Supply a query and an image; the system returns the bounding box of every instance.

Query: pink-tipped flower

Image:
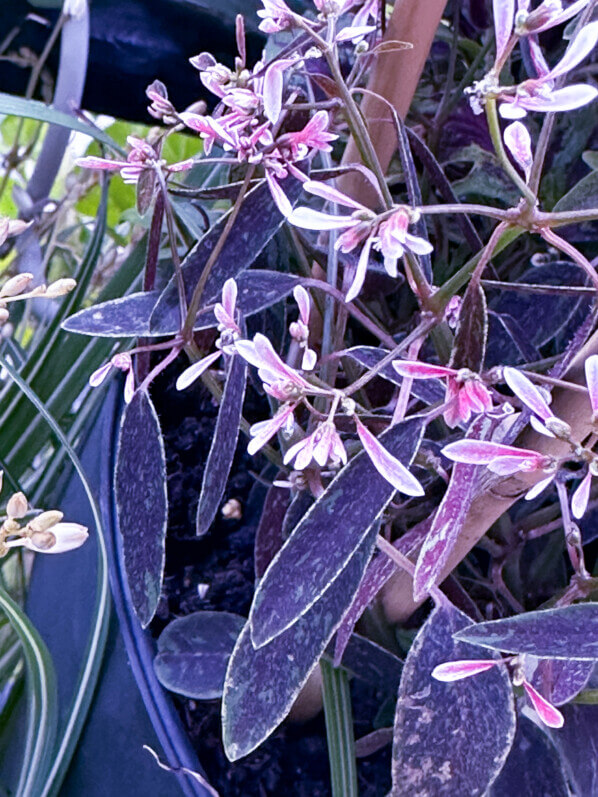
[177,278,241,390]
[89,352,135,404]
[515,0,590,36]
[493,0,516,65]
[279,111,338,162]
[257,0,296,33]
[262,58,297,125]
[235,332,315,400]
[393,361,493,428]
[503,121,533,181]
[289,285,317,370]
[284,421,347,470]
[248,404,296,456]
[354,416,424,496]
[571,468,595,519]
[499,21,598,118]
[77,136,193,184]
[432,659,499,682]
[585,354,598,420]
[522,679,565,728]
[442,439,553,476]
[373,208,433,280]
[503,366,567,438]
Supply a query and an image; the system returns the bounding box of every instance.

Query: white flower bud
[0,273,33,298]
[28,510,63,533]
[7,492,28,519]
[45,278,77,297]
[28,522,88,554]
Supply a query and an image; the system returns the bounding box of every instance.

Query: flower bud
[28,510,63,533]
[45,278,76,297]
[28,522,88,554]
[545,417,572,440]
[0,273,33,297]
[7,492,28,519]
[0,308,10,325]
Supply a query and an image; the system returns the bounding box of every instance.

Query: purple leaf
[249,417,425,648]
[254,483,289,579]
[337,633,403,693]
[392,603,515,796]
[115,390,167,627]
[413,417,488,601]
[346,346,445,404]
[450,278,487,372]
[62,291,159,337]
[489,716,568,797]
[149,179,303,332]
[454,604,598,659]
[529,657,594,705]
[154,611,245,699]
[551,704,598,796]
[222,523,380,761]
[195,354,247,536]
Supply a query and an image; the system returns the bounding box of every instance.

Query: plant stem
[321,659,358,797]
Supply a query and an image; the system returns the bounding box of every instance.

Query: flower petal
[571,470,592,520]
[302,180,366,210]
[354,416,424,496]
[287,207,357,230]
[266,171,293,217]
[504,121,533,179]
[584,354,598,415]
[432,659,498,682]
[503,367,554,422]
[176,351,222,391]
[523,680,565,729]
[547,21,598,81]
[392,361,456,380]
[494,0,515,63]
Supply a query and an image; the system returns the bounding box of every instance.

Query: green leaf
[553,171,598,213]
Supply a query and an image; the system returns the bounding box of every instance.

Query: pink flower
[392,361,493,428]
[176,278,241,391]
[354,416,424,496]
[179,112,237,155]
[514,0,590,36]
[522,680,564,728]
[89,352,135,403]
[235,333,316,400]
[502,367,565,438]
[287,181,432,302]
[284,421,347,470]
[76,136,193,184]
[441,439,553,476]
[248,404,296,455]
[289,286,317,370]
[257,0,296,33]
[279,111,338,162]
[498,22,598,118]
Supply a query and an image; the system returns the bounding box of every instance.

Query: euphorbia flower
[76,136,193,183]
[235,332,318,400]
[248,404,296,455]
[176,278,241,391]
[89,352,135,403]
[287,181,432,302]
[432,656,564,728]
[257,0,296,33]
[442,439,554,477]
[354,416,424,496]
[498,21,598,118]
[514,0,590,36]
[5,522,89,554]
[392,360,493,428]
[284,421,347,470]
[278,111,338,162]
[289,285,317,370]
[502,366,566,437]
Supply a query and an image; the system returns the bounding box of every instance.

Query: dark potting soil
[151,358,392,796]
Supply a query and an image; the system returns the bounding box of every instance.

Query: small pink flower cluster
[76,136,194,184]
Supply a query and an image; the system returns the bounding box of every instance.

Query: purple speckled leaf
[196,354,247,536]
[551,704,598,796]
[333,522,428,665]
[489,716,568,797]
[454,604,598,659]
[392,603,515,796]
[254,483,289,579]
[62,291,159,337]
[413,416,489,601]
[450,278,487,372]
[528,657,594,705]
[149,178,303,333]
[249,417,425,648]
[115,390,167,627]
[63,270,301,338]
[222,522,380,761]
[154,611,245,699]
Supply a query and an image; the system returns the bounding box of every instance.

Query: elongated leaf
[392,603,515,796]
[196,355,246,536]
[115,390,168,627]
[63,271,300,338]
[154,611,245,699]
[551,704,598,795]
[249,417,425,648]
[338,634,402,693]
[254,483,289,579]
[222,524,379,761]
[489,716,568,797]
[413,416,491,601]
[149,179,303,332]
[528,657,593,706]
[0,587,58,797]
[0,92,124,153]
[553,171,598,212]
[450,278,487,372]
[455,604,598,659]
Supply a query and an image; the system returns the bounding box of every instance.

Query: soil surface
[151,359,392,796]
